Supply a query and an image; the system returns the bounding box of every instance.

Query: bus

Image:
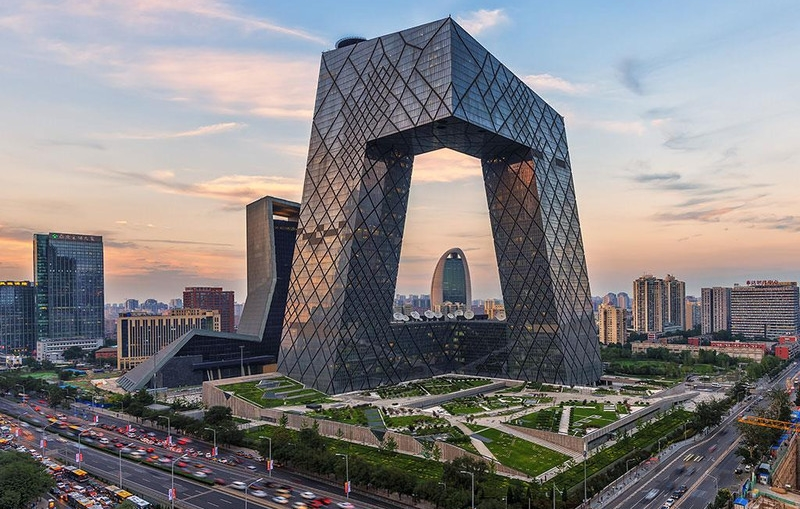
[64,466,88,482]
[125,496,151,508]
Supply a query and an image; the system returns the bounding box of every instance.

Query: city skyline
[1,1,798,303]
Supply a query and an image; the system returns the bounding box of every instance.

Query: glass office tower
[0,281,36,353]
[34,233,104,341]
[279,18,602,393]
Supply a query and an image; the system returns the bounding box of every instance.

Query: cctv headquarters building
[278,18,603,394]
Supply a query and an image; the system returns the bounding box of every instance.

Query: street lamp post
[239,345,245,377]
[337,453,350,499]
[709,474,719,494]
[169,454,188,509]
[259,435,273,477]
[583,446,588,503]
[552,484,561,509]
[91,396,101,425]
[77,428,83,470]
[683,421,688,440]
[41,422,58,457]
[159,415,172,447]
[244,477,264,509]
[460,470,475,509]
[204,427,217,458]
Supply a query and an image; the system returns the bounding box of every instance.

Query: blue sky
[0,1,798,303]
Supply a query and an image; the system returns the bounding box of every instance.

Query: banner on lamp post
[266,459,273,471]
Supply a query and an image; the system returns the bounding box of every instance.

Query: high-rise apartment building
[34,232,104,343]
[632,274,687,333]
[0,281,36,354]
[632,275,664,333]
[730,281,799,339]
[116,308,220,370]
[685,297,701,331]
[663,275,686,329]
[701,287,731,334]
[617,292,631,310]
[183,287,235,333]
[597,303,626,345]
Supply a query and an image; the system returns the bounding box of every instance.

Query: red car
[114,443,124,448]
[316,498,331,505]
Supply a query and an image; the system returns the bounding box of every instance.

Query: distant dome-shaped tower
[430,248,472,310]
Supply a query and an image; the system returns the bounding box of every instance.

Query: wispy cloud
[523,74,589,95]
[105,122,246,140]
[2,0,327,44]
[456,9,509,34]
[413,149,482,183]
[617,58,647,95]
[630,172,680,183]
[88,167,302,207]
[41,42,318,119]
[38,139,106,150]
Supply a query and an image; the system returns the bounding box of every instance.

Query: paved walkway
[559,406,572,434]
[445,417,496,460]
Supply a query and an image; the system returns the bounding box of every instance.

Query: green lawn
[511,406,562,432]
[376,376,491,399]
[569,404,623,432]
[310,406,372,426]
[218,377,333,408]
[443,395,526,415]
[465,424,569,476]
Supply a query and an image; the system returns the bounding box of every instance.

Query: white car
[273,496,289,504]
[337,503,355,509]
[231,481,247,490]
[251,490,268,498]
[300,492,316,500]
[247,465,258,470]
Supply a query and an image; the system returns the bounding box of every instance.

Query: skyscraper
[182,287,235,333]
[597,303,626,345]
[663,274,686,329]
[279,18,602,393]
[685,297,701,331]
[430,248,472,311]
[730,281,799,339]
[34,232,104,342]
[0,281,36,354]
[632,275,664,333]
[701,287,731,334]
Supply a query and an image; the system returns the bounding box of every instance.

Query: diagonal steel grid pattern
[279,17,602,394]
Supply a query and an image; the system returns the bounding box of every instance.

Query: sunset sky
[1,1,798,303]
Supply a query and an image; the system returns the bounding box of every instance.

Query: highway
[600,362,799,509]
[0,395,409,509]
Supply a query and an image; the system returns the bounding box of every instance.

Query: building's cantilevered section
[117,197,299,392]
[278,18,602,394]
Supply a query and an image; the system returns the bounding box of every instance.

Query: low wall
[203,376,529,479]
[505,425,584,453]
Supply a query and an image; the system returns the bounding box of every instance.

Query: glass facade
[0,281,36,353]
[34,233,104,342]
[279,18,602,394]
[431,248,472,309]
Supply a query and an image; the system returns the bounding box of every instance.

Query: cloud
[105,122,245,140]
[41,42,319,119]
[523,74,588,95]
[456,9,509,34]
[38,139,106,150]
[652,206,743,223]
[413,149,482,183]
[89,167,303,206]
[3,0,327,44]
[630,172,680,183]
[617,58,646,94]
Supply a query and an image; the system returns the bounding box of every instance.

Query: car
[231,481,247,490]
[146,448,155,453]
[176,461,188,468]
[665,498,675,507]
[252,490,268,498]
[194,472,208,478]
[745,465,751,472]
[316,497,331,505]
[273,496,289,505]
[337,503,354,509]
[247,465,258,470]
[114,443,124,448]
[301,492,316,500]
[735,467,743,474]
[214,478,227,485]
[276,488,292,497]
[292,503,308,509]
[309,501,324,508]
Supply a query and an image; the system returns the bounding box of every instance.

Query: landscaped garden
[308,405,373,426]
[376,376,492,399]
[569,403,627,433]
[443,394,527,415]
[464,424,570,476]
[218,376,333,408]
[510,406,563,432]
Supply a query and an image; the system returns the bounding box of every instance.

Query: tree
[62,346,85,361]
[381,435,398,454]
[693,400,726,430]
[0,451,54,508]
[205,406,233,426]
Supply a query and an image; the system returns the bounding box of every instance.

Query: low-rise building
[631,340,775,361]
[36,337,104,362]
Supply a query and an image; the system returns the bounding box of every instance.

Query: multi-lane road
[602,363,800,509]
[0,395,411,509]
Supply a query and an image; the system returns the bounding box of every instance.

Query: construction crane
[738,415,800,432]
